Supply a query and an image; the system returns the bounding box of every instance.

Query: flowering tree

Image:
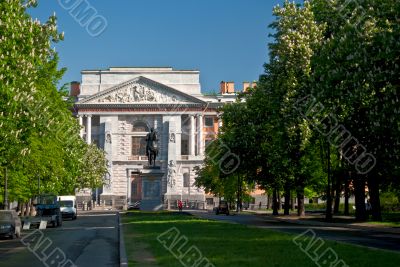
[312,0,400,221]
[0,0,107,209]
[198,0,399,222]
[259,0,325,217]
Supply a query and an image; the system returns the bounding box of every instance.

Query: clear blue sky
[29,0,284,93]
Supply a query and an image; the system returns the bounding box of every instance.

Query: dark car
[0,210,21,239]
[215,201,230,215]
[128,201,140,210]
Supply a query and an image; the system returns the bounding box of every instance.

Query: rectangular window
[92,116,100,126]
[205,117,214,127]
[183,172,190,187]
[181,139,189,155]
[132,136,146,156]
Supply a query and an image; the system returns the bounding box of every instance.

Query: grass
[366,212,400,227]
[367,221,400,227]
[122,211,400,267]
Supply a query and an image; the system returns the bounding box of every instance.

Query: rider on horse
[146,128,158,166]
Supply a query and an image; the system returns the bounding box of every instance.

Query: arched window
[132,121,149,132]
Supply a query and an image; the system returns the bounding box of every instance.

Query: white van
[58,196,77,220]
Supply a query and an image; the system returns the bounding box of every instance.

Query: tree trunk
[325,144,333,221]
[272,188,279,215]
[296,185,305,217]
[354,174,367,221]
[16,201,21,214]
[236,175,241,213]
[25,200,30,216]
[367,174,382,221]
[277,191,282,210]
[267,194,272,209]
[284,184,290,215]
[333,173,342,214]
[29,199,35,216]
[291,197,295,211]
[20,201,26,217]
[344,172,350,216]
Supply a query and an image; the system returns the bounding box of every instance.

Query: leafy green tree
[0,0,107,209]
[194,141,238,205]
[255,0,325,216]
[311,0,400,221]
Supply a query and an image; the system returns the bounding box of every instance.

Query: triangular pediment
[79,76,205,104]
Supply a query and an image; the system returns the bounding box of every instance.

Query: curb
[118,212,128,267]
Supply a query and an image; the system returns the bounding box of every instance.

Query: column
[126,170,131,204]
[86,115,92,144]
[78,115,84,138]
[197,114,203,156]
[167,119,177,195]
[189,115,195,156]
[176,115,182,156]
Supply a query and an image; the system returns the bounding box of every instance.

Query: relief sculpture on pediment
[96,83,185,103]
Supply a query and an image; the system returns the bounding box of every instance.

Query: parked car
[0,210,21,239]
[215,201,230,215]
[58,196,77,220]
[128,201,140,210]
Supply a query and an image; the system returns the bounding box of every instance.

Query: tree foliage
[195,0,400,221]
[0,0,107,205]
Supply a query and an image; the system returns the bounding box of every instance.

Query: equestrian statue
[146,128,159,166]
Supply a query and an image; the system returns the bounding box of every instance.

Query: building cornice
[75,104,219,113]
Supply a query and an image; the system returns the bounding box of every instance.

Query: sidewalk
[244,209,400,234]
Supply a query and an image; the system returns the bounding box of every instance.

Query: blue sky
[29,0,283,93]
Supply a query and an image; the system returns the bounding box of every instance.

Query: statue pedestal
[143,165,161,170]
[140,168,164,211]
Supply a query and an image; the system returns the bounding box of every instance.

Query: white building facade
[73,67,236,210]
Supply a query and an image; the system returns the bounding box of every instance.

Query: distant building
[72,67,256,210]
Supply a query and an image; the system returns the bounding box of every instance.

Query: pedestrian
[259,202,262,210]
[366,199,372,215]
[178,200,183,212]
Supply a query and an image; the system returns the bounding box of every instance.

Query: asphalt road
[0,211,119,267]
[190,210,400,252]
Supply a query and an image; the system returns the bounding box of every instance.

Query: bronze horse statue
[146,128,158,166]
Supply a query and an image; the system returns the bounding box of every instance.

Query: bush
[380,192,400,212]
[304,203,326,210]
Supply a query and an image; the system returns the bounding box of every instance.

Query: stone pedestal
[140,168,164,211]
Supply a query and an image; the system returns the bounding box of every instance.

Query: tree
[255,0,325,217]
[194,141,239,205]
[0,0,107,208]
[311,0,400,221]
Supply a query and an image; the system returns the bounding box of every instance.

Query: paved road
[0,211,119,267]
[190,210,400,252]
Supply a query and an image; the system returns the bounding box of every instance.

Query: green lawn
[122,211,400,267]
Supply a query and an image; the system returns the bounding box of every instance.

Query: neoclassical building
[72,67,242,210]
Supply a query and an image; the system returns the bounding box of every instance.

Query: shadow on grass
[122,211,400,267]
